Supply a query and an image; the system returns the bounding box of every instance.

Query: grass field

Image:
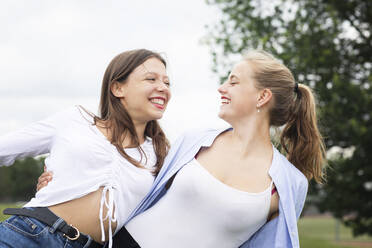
[299,216,372,248]
[0,203,19,222]
[1,204,371,247]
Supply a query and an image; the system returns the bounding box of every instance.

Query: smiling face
[218,60,260,123]
[112,57,171,124]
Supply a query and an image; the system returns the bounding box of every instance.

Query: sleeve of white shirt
[0,110,65,166]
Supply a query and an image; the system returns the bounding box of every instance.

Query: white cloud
[0,0,226,142]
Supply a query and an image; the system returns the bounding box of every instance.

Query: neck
[132,121,147,145]
[228,116,272,157]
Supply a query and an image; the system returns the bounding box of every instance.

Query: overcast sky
[0,0,231,142]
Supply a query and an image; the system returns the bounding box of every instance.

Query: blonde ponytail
[280,84,326,183]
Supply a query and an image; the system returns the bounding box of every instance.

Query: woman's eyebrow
[143,71,157,76]
[230,74,239,80]
[142,64,169,79]
[143,71,169,81]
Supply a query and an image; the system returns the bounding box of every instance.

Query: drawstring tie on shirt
[99,185,117,248]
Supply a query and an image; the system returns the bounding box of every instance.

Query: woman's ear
[110,81,125,98]
[257,88,272,107]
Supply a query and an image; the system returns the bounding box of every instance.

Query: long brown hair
[96,49,169,176]
[245,50,326,183]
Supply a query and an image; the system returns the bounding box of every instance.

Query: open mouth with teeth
[150,97,166,109]
[221,97,231,104]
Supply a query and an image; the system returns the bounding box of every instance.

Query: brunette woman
[0,49,171,248]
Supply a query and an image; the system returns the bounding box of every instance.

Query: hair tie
[294,83,299,93]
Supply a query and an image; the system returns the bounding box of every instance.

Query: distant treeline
[0,157,44,202]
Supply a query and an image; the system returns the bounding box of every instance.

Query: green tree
[205,0,372,236]
[0,167,12,201]
[0,157,44,202]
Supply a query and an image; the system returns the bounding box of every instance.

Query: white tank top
[126,158,272,248]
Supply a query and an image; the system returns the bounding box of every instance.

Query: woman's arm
[0,110,64,166]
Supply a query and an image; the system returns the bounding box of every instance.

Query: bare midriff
[48,187,116,243]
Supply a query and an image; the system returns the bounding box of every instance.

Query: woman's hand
[36,166,53,191]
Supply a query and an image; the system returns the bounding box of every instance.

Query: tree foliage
[205,0,372,236]
[0,157,44,202]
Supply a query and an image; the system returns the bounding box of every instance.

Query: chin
[218,110,235,124]
[152,112,164,121]
[218,111,228,121]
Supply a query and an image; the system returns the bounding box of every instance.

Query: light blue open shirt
[123,128,308,248]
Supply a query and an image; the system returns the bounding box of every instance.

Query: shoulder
[180,128,220,139]
[172,128,225,146]
[65,105,96,124]
[167,128,221,154]
[44,105,96,129]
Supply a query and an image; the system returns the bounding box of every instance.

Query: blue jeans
[0,212,95,248]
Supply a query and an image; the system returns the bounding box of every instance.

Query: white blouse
[0,106,156,248]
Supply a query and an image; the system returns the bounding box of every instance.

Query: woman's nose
[156,81,169,92]
[218,81,227,94]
